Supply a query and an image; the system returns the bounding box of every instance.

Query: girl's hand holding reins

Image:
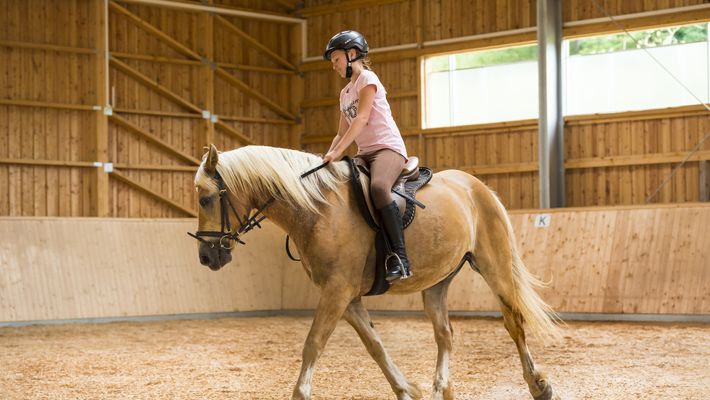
[322,150,340,164]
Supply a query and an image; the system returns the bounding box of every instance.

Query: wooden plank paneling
[565,113,710,207]
[0,0,300,217]
[3,0,710,217]
[281,204,710,315]
[304,99,710,210]
[305,1,417,59]
[564,0,709,23]
[700,160,710,201]
[0,107,94,216]
[0,219,285,322]
[301,0,710,210]
[3,205,706,322]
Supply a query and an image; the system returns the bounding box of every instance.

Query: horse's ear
[204,144,219,175]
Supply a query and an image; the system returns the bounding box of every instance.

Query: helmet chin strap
[344,51,364,79]
[345,51,353,78]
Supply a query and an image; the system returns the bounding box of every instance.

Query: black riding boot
[379,201,412,281]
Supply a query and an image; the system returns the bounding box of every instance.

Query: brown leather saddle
[346,156,433,295]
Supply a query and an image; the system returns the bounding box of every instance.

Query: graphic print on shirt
[342,99,359,121]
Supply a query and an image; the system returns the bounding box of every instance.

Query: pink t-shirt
[339,70,408,159]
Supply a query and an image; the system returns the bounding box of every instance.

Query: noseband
[187,172,273,250]
[187,161,329,251]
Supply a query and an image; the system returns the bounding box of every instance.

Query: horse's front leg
[292,284,356,400]
[343,298,422,400]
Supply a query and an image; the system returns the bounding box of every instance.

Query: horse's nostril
[200,255,210,265]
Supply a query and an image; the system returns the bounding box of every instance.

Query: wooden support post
[415,33,423,160]
[700,160,710,202]
[290,23,304,149]
[198,2,215,150]
[537,0,565,208]
[415,0,422,48]
[89,0,110,217]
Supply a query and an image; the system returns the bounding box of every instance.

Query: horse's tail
[491,194,562,343]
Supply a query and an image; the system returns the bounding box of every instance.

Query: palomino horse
[191,144,561,400]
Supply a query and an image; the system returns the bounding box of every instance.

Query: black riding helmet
[323,30,369,61]
[324,31,369,79]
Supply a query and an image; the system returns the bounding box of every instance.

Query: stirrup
[385,253,411,281]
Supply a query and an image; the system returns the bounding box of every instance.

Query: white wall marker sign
[534,214,551,228]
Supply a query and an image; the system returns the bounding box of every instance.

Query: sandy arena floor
[0,315,708,399]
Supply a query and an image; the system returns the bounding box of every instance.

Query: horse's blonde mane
[195,146,350,213]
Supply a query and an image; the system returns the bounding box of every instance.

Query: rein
[188,162,328,251]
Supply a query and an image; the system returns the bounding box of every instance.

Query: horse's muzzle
[199,241,232,271]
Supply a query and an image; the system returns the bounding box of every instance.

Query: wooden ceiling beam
[111,1,296,121]
[116,0,303,23]
[215,68,296,120]
[110,169,197,217]
[110,1,202,61]
[214,121,254,146]
[110,57,203,114]
[109,114,202,165]
[299,0,405,17]
[0,40,95,54]
[215,15,297,72]
[273,0,299,11]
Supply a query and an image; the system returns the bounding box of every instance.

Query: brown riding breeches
[356,149,406,209]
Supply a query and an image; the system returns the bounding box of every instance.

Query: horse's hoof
[532,382,554,400]
[397,382,423,400]
[444,386,454,400]
[429,387,453,400]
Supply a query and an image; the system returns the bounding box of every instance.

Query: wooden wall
[2,0,710,215]
[0,218,286,322]
[0,0,301,218]
[2,204,708,323]
[0,0,98,217]
[282,203,710,315]
[300,0,710,210]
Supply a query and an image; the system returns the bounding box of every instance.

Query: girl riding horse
[322,30,411,282]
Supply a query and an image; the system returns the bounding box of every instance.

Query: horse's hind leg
[343,298,422,400]
[498,302,558,400]
[473,255,558,400]
[421,276,456,400]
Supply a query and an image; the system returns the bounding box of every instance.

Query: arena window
[421,44,539,128]
[421,22,709,128]
[565,22,709,116]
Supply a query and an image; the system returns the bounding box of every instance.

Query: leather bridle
[187,162,329,251]
[187,172,273,250]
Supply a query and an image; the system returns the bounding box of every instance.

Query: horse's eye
[199,197,211,207]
